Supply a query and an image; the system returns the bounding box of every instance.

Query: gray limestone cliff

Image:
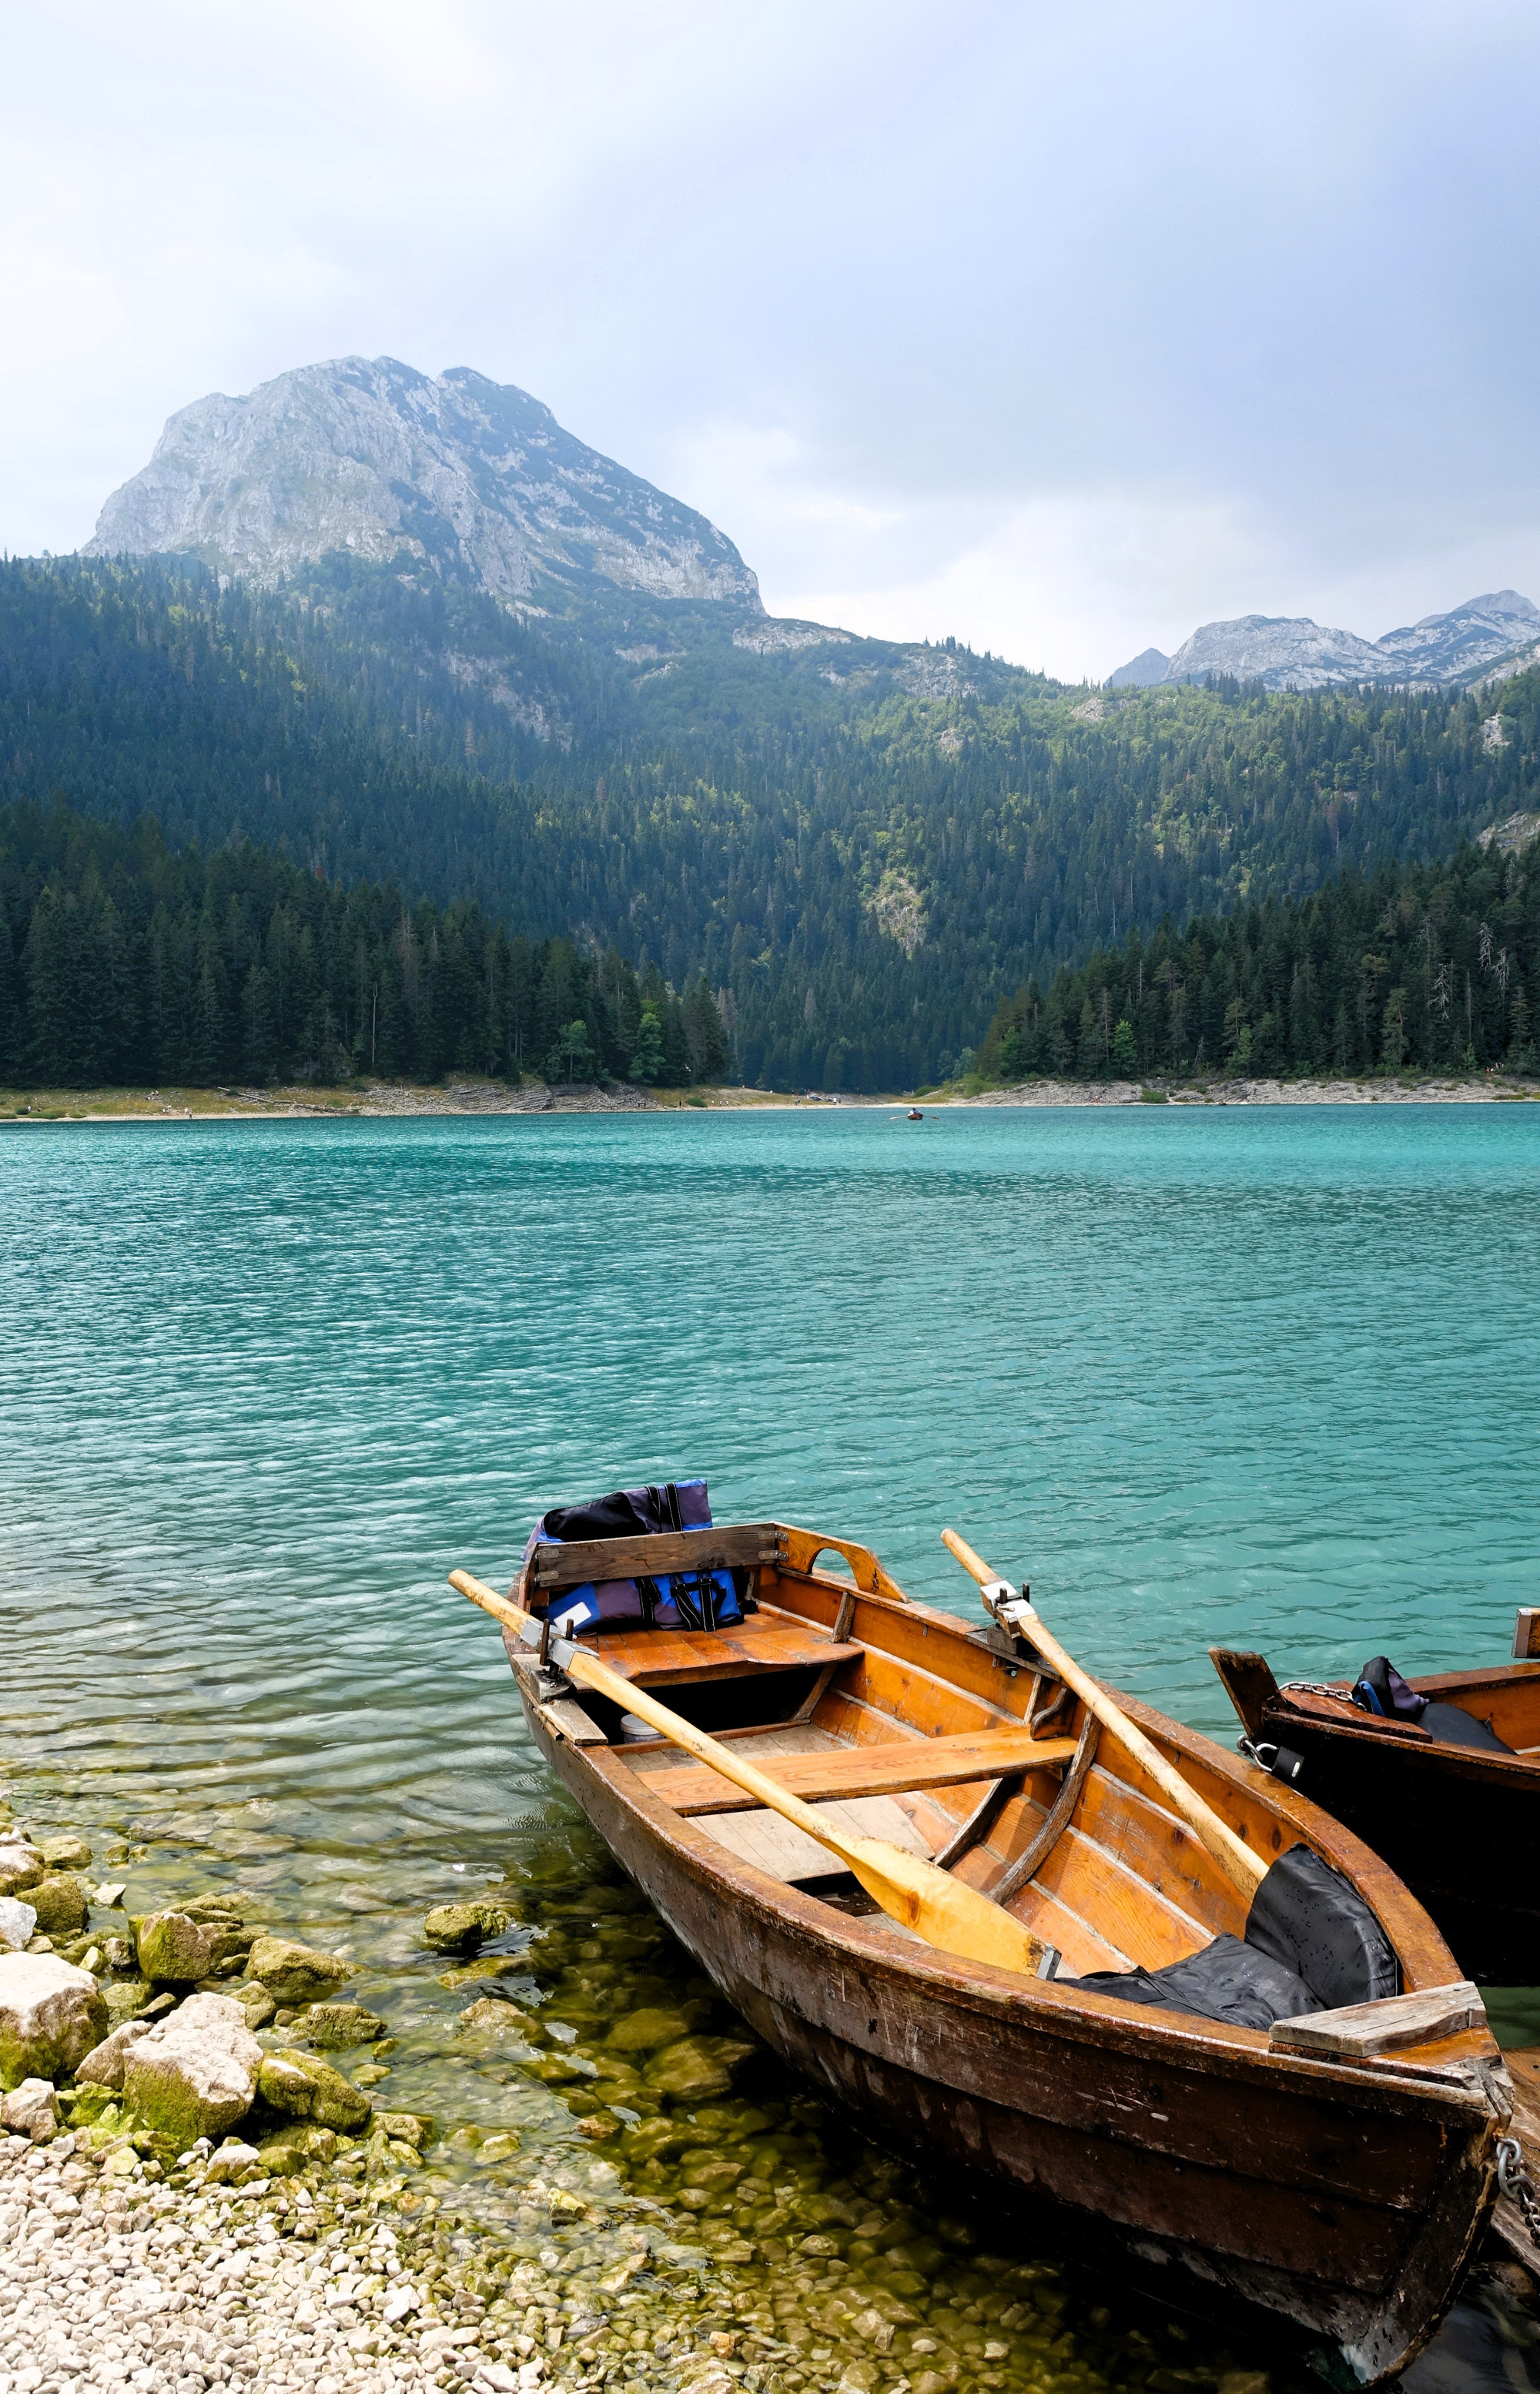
[86,356,762,614]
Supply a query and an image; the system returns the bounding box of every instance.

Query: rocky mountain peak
[1110,588,1540,693]
[85,354,762,614]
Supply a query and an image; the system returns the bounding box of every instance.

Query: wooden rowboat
[1211,1639,1540,1983]
[484,1521,1514,2384]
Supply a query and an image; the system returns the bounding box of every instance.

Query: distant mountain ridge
[87,354,763,614]
[1110,588,1540,692]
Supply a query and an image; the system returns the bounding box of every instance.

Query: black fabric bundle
[1073,1843,1401,2031]
[1354,1652,1512,1752]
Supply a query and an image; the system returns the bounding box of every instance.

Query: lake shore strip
[1,1073,1537,1123]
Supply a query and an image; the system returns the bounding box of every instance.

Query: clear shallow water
[5,1106,1540,2392]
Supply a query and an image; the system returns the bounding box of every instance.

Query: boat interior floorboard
[696,1792,934,1883]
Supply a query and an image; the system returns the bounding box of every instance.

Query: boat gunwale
[1263,1666,1540,1781]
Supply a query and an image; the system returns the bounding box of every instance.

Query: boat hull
[1258,1717,1540,1984]
[520,1687,1502,2386]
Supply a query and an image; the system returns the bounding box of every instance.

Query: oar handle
[942,1528,996,1588]
[941,1534,1268,1894]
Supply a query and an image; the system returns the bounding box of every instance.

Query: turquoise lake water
[5,1104,1540,2391]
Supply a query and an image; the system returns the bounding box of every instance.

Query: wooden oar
[450,1567,1050,1977]
[940,1530,1268,1896]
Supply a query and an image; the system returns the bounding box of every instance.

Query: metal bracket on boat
[975,1579,1060,1676]
[521,1612,579,1678]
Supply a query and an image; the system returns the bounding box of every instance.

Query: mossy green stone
[29,1874,89,1937]
[247,1935,357,2002]
[40,1835,92,1872]
[641,2037,733,2100]
[605,2005,691,2054]
[302,2001,387,2049]
[258,2046,372,2131]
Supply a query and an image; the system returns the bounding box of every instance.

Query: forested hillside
[5,554,1539,1087]
[978,842,1540,1081]
[0,800,726,1090]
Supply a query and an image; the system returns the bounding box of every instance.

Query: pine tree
[629,1008,665,1084]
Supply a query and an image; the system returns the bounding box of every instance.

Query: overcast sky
[5,0,1540,680]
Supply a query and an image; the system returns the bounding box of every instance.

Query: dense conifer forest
[0,802,726,1090]
[4,554,1539,1088]
[977,842,1540,1082]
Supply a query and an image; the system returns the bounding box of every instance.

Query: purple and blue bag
[523,1478,745,1636]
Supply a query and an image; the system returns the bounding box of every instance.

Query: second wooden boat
[1211,1638,1540,1982]
[462,1518,1515,2386]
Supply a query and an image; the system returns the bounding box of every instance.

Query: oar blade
[844,1838,1046,1976]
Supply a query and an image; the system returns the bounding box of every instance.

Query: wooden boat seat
[621,1726,1078,1815]
[578,1618,862,1688]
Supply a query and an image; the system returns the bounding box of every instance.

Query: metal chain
[1280,1680,1359,1705]
[1497,2139,1540,2249]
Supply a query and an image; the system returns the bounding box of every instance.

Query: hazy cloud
[5,0,1538,677]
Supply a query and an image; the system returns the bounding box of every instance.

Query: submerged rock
[40,1833,92,1871]
[0,1951,109,2087]
[123,1991,263,2144]
[247,1934,356,2001]
[375,2109,431,2150]
[1,2077,59,2140]
[75,2017,153,2090]
[641,2036,739,2099]
[301,2000,387,2049]
[605,2006,692,2054]
[423,1898,511,1954]
[256,2045,372,2131]
[456,1995,547,2046]
[29,1874,89,1938]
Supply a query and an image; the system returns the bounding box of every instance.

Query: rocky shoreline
[952,1073,1539,1106]
[6,1072,1536,1123]
[0,1820,769,2394]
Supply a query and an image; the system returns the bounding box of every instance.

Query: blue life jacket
[523,1478,745,1635]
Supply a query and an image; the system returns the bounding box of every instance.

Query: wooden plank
[578,1617,861,1685]
[1270,1982,1486,2058]
[527,1522,782,1590]
[1277,1687,1432,1743]
[624,1723,842,1771]
[1023,1808,1217,1974]
[629,1729,1077,1815]
[1516,1609,1540,1660]
[1056,1756,1249,1940]
[542,1696,609,1746]
[695,1793,932,1883]
[792,1661,839,1721]
[772,1522,912,1602]
[1209,1649,1281,1743]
